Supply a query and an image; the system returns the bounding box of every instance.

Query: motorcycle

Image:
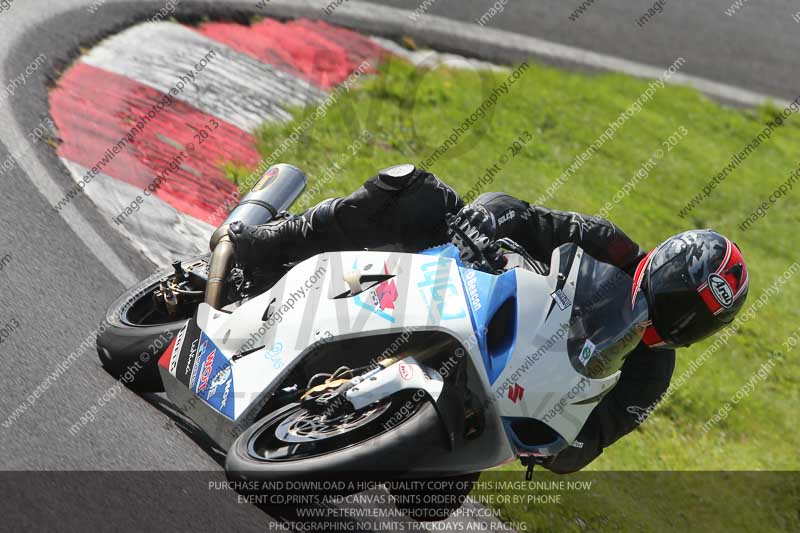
[97,164,649,519]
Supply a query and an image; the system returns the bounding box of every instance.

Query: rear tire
[96,256,206,392]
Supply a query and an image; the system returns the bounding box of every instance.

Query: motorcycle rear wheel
[96,256,207,392]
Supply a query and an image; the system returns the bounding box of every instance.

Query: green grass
[226,56,800,530]
[470,470,799,532]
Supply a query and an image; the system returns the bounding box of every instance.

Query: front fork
[344,357,444,410]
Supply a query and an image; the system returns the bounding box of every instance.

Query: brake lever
[483,242,508,272]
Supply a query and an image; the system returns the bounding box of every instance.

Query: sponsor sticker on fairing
[219,380,232,410]
[398,362,413,380]
[168,326,186,374]
[465,270,482,312]
[353,261,399,322]
[551,289,571,311]
[206,365,231,399]
[169,318,203,385]
[417,260,467,320]
[192,337,235,419]
[196,349,216,393]
[578,339,596,365]
[264,342,284,369]
[188,338,204,389]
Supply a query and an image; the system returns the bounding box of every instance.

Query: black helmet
[632,230,749,349]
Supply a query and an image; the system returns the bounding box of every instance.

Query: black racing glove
[447,204,505,271]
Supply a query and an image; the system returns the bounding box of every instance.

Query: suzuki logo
[508,383,525,403]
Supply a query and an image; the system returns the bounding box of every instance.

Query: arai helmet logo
[708,273,733,308]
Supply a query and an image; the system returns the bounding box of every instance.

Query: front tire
[225,391,447,482]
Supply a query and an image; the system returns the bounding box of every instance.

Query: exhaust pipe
[205,235,235,310]
[205,164,307,308]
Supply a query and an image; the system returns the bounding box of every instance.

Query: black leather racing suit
[238,166,675,473]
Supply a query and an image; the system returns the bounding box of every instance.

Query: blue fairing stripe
[418,244,518,384]
[458,266,517,384]
[420,243,463,264]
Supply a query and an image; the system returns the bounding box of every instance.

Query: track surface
[369,0,800,101]
[0,0,795,530]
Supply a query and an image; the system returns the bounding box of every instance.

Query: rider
[228,164,750,473]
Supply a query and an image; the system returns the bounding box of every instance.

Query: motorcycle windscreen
[567,256,649,379]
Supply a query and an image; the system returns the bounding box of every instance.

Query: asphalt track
[370,0,800,101]
[0,0,796,530]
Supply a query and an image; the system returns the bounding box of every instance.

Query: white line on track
[0,110,140,287]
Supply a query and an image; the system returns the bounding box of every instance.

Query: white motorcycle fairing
[157,243,645,467]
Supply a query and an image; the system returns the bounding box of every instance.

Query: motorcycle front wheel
[226,388,478,521]
[226,390,448,479]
